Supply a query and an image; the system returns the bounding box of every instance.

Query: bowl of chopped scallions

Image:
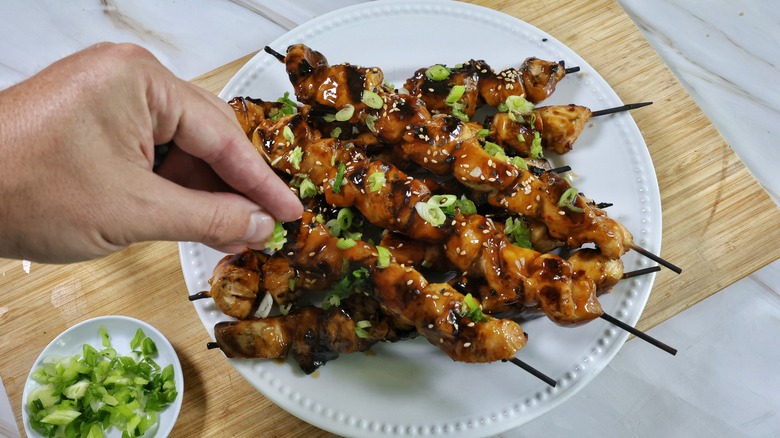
[22,315,184,437]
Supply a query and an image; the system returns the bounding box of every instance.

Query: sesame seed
[463,342,472,348]
[406,279,413,285]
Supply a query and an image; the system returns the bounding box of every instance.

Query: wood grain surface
[2,1,778,437]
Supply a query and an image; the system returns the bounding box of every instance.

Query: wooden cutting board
[3,1,778,437]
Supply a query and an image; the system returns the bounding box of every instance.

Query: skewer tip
[600,313,677,356]
[564,66,581,74]
[206,342,222,350]
[503,357,557,387]
[591,102,653,117]
[189,291,212,301]
[629,244,682,274]
[263,46,286,62]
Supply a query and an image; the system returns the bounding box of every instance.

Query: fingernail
[242,211,274,244]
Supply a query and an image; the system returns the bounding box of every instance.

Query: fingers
[134,175,280,252]
[150,74,303,223]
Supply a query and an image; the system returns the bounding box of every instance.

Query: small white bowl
[22,315,184,437]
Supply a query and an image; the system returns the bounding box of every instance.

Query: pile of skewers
[192,44,680,386]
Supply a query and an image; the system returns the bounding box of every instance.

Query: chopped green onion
[451,107,470,122]
[322,267,371,309]
[504,217,533,248]
[288,278,296,291]
[361,90,384,109]
[333,162,346,193]
[510,156,528,170]
[325,218,341,237]
[461,293,489,322]
[442,196,478,216]
[476,128,489,138]
[298,177,318,199]
[315,213,325,224]
[279,303,293,315]
[141,338,158,357]
[288,146,303,170]
[368,171,386,192]
[100,326,110,348]
[354,320,371,339]
[330,127,342,138]
[530,131,543,158]
[27,327,178,437]
[337,208,353,232]
[415,201,446,227]
[445,85,466,104]
[425,64,450,81]
[557,187,585,213]
[427,194,457,208]
[376,245,391,269]
[365,114,377,133]
[335,104,355,122]
[323,113,336,123]
[504,95,534,115]
[265,221,287,251]
[337,238,357,250]
[276,92,298,113]
[283,125,295,144]
[483,141,508,162]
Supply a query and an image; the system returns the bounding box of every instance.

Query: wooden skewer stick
[548,165,572,174]
[503,358,557,387]
[600,313,677,356]
[591,102,653,117]
[622,266,661,279]
[629,243,682,274]
[564,66,581,74]
[264,46,286,62]
[189,291,211,301]
[595,202,613,209]
[207,342,221,350]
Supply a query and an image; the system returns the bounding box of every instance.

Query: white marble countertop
[1,1,778,437]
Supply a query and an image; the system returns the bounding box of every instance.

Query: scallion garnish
[282,125,295,144]
[428,194,457,208]
[504,217,533,248]
[530,131,543,158]
[376,245,391,269]
[354,320,372,339]
[361,90,384,109]
[335,104,355,122]
[483,141,508,162]
[298,177,317,199]
[368,171,386,192]
[336,238,357,250]
[265,221,287,251]
[415,201,446,227]
[445,85,466,104]
[365,114,377,133]
[557,187,585,213]
[330,127,342,138]
[461,293,489,322]
[288,146,303,170]
[425,64,450,81]
[333,162,346,193]
[510,156,528,170]
[504,95,534,115]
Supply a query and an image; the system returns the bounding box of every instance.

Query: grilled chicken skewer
[283,211,528,362]
[210,293,417,374]
[265,44,635,260]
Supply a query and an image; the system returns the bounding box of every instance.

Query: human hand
[0,43,303,263]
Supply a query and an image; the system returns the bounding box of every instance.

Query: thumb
[133,177,278,253]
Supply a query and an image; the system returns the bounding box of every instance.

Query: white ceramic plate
[180,1,662,436]
[22,316,184,438]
